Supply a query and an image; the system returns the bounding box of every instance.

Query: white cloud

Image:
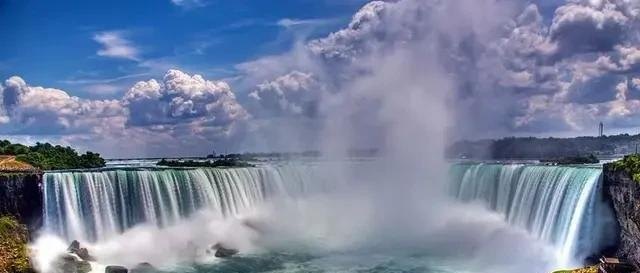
[0,70,249,156]
[0,76,125,135]
[123,69,248,128]
[277,18,335,29]
[93,31,140,61]
[249,71,323,117]
[307,1,388,62]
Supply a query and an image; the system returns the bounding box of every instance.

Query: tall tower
[599,122,604,137]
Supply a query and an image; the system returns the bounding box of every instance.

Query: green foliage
[0,140,106,170]
[0,217,32,273]
[540,154,599,165]
[611,154,640,182]
[157,158,254,168]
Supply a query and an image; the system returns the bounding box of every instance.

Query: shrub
[0,217,32,273]
[611,154,640,182]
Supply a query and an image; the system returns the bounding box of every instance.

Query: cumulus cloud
[248,71,323,117]
[123,69,248,128]
[93,31,140,61]
[542,2,630,61]
[0,70,249,157]
[0,76,124,135]
[307,1,389,62]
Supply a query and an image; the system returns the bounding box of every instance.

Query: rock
[214,246,238,258]
[54,254,79,273]
[77,260,92,273]
[53,253,89,273]
[130,262,156,273]
[67,240,81,253]
[603,165,640,268]
[105,265,129,273]
[76,247,95,261]
[66,240,96,261]
[209,243,239,258]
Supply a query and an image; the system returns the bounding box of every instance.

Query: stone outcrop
[602,165,640,267]
[0,173,43,231]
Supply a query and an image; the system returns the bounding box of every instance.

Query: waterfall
[43,165,324,242]
[449,163,614,265]
[43,162,615,266]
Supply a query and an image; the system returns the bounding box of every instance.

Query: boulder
[130,262,157,273]
[77,260,92,273]
[214,246,238,258]
[76,247,95,261]
[67,240,80,253]
[53,253,92,273]
[105,265,129,273]
[54,254,78,273]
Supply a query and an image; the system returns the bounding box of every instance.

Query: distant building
[599,122,604,137]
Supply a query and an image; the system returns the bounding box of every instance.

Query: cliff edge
[603,162,640,267]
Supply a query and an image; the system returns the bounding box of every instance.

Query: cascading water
[43,165,327,242]
[40,161,616,271]
[449,163,615,265]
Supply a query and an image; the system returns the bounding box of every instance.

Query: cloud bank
[0,70,248,157]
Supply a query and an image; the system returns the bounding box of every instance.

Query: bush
[157,158,254,168]
[611,154,640,182]
[0,217,32,273]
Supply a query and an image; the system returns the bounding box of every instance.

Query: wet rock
[53,253,79,273]
[105,265,129,273]
[76,247,95,261]
[211,243,238,258]
[67,240,80,253]
[130,262,156,273]
[77,260,92,273]
[66,240,96,261]
[53,253,91,273]
[215,247,238,258]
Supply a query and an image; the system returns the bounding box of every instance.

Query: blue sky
[0,0,366,99]
[1,0,639,157]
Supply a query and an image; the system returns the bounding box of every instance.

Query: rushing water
[38,162,616,273]
[449,163,615,265]
[43,165,328,242]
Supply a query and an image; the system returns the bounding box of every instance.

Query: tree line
[447,134,640,159]
[0,140,106,170]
